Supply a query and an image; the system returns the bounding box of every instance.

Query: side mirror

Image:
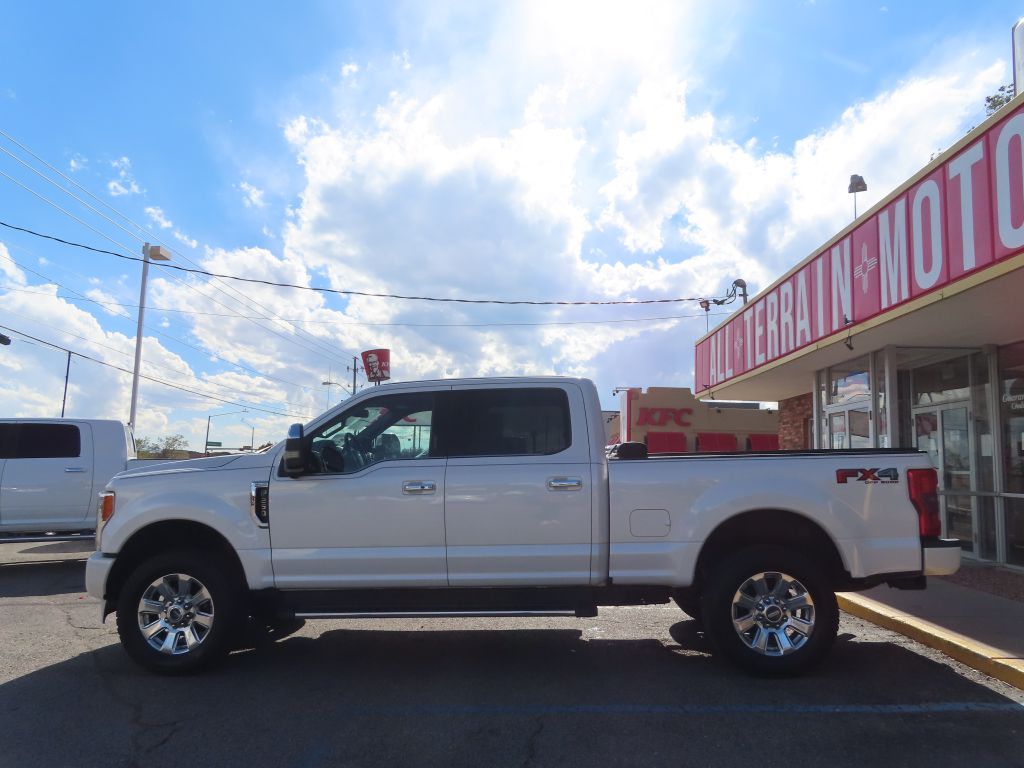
[281,423,307,477]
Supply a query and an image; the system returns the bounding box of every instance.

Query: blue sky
[0,1,1019,450]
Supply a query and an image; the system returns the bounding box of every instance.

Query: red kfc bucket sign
[361,349,391,383]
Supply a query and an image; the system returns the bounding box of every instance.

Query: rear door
[0,422,95,529]
[442,385,593,586]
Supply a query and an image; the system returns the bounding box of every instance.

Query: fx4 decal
[836,468,900,484]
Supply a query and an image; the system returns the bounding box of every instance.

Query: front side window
[449,388,571,457]
[307,393,434,475]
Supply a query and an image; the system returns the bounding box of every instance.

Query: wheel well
[105,520,248,606]
[692,510,848,591]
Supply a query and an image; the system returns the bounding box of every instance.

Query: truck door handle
[547,477,582,491]
[402,481,436,495]
[64,467,86,473]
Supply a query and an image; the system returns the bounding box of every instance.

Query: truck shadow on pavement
[1,615,1023,768]
[0,558,87,598]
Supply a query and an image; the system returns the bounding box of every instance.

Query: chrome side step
[295,609,580,619]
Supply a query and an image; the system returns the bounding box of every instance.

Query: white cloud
[0,243,27,286]
[238,181,266,208]
[269,15,1004,406]
[68,154,87,172]
[173,230,198,249]
[341,62,360,77]
[145,206,173,229]
[108,156,141,196]
[85,288,131,318]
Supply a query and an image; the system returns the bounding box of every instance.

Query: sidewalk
[838,561,1024,690]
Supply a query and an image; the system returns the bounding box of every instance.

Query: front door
[442,385,594,587]
[913,405,975,551]
[269,390,448,588]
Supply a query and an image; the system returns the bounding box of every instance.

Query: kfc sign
[696,102,1024,392]
[361,348,391,383]
[637,407,693,427]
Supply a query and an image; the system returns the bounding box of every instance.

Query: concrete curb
[838,593,1024,691]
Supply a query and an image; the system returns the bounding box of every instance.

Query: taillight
[99,492,116,523]
[907,468,940,538]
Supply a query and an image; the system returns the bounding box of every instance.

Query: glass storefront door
[913,404,975,552]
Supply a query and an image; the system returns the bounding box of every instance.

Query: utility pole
[347,355,363,395]
[60,350,71,417]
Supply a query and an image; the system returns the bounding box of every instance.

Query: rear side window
[449,388,571,457]
[0,424,15,459]
[13,424,82,459]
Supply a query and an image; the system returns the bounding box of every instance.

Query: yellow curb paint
[837,594,1024,692]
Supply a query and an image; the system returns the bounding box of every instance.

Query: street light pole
[204,408,247,456]
[128,243,171,429]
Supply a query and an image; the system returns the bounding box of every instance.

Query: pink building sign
[695,101,1024,393]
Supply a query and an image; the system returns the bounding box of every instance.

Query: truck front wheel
[116,550,240,674]
[700,546,838,676]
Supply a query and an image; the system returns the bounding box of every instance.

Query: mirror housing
[281,423,307,477]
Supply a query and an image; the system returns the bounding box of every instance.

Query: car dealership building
[695,96,1024,567]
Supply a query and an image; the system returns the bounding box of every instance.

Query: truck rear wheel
[116,550,240,674]
[700,546,838,676]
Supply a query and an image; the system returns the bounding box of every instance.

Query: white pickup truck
[0,419,136,536]
[86,377,960,676]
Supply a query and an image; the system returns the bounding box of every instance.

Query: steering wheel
[320,442,347,473]
[341,433,368,470]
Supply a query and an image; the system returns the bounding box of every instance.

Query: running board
[295,609,584,619]
[0,533,95,544]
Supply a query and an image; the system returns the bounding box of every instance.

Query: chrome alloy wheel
[731,570,815,657]
[136,573,215,656]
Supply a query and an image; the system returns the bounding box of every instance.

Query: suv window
[307,393,434,475]
[448,388,571,457]
[9,424,82,459]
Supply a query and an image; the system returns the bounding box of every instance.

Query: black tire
[700,546,838,677]
[672,588,703,624]
[116,549,241,675]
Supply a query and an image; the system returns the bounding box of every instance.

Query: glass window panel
[14,424,81,459]
[912,356,970,406]
[450,388,571,457]
[1005,498,1024,567]
[308,392,435,474]
[830,412,847,449]
[999,341,1024,496]
[971,352,994,492]
[849,407,871,449]
[829,355,870,406]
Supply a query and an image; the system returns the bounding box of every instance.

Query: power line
[0,324,311,418]
[0,283,733,328]
[1,306,311,411]
[0,252,316,394]
[0,161,357,368]
[0,219,729,307]
[0,133,365,365]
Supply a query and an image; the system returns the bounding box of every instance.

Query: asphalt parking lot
[2,540,1023,768]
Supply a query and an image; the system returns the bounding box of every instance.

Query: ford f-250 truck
[85,377,960,676]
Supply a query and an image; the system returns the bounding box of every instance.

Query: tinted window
[0,424,15,459]
[14,424,82,459]
[450,388,571,457]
